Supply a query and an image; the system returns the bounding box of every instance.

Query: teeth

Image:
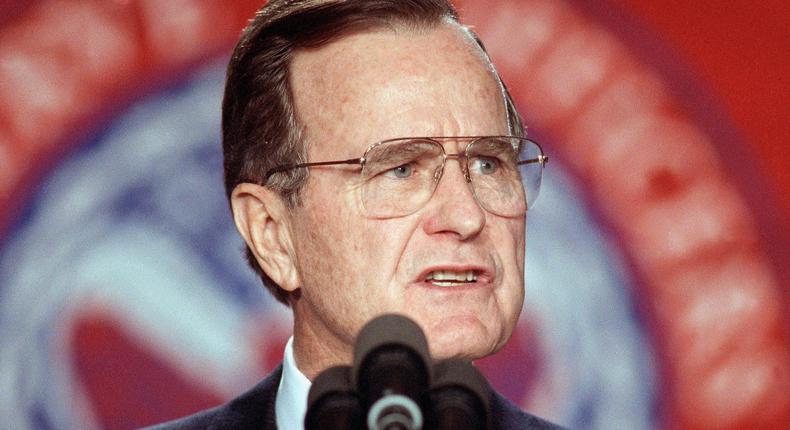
[425,270,477,284]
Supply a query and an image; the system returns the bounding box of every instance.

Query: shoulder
[490,390,567,430]
[141,365,283,430]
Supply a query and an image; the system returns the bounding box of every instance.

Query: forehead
[288,22,508,157]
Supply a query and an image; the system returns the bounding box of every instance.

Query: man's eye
[472,157,500,175]
[386,164,413,178]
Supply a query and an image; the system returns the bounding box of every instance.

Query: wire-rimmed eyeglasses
[265,136,548,218]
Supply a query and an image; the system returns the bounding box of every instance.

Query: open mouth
[425,269,478,287]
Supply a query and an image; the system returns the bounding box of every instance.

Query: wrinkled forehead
[288,22,509,158]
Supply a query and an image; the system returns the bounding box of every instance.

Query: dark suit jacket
[143,365,564,429]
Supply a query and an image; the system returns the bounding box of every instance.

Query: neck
[291,309,355,381]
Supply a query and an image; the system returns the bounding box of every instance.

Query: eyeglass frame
[263,135,548,216]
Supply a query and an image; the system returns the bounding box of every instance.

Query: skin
[231,22,526,380]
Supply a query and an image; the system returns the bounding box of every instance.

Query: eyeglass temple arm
[264,157,364,182]
[517,154,549,166]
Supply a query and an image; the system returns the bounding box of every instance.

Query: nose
[421,157,486,240]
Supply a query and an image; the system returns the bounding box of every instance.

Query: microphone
[352,314,432,430]
[429,359,491,430]
[305,365,363,430]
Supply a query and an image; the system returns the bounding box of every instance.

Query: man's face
[287,23,525,364]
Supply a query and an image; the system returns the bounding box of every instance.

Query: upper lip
[414,264,494,284]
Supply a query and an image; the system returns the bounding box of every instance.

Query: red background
[613,0,790,225]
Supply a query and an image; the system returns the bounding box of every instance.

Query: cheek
[292,183,359,279]
[508,220,526,308]
[359,219,414,278]
[295,179,409,287]
[495,220,526,328]
[496,216,526,262]
[515,223,526,267]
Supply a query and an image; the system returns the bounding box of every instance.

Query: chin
[422,315,506,361]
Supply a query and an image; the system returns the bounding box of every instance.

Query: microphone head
[305,366,363,430]
[352,313,432,387]
[352,314,432,430]
[307,365,355,408]
[430,359,491,430]
[431,359,490,406]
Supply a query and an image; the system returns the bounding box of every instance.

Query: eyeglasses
[265,136,548,218]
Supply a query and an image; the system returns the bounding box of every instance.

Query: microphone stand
[305,314,492,430]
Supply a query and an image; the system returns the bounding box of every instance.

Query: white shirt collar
[275,336,312,429]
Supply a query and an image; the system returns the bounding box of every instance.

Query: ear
[230,183,301,292]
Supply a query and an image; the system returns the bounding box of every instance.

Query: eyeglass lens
[360,137,543,218]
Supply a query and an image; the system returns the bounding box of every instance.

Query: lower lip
[416,280,490,291]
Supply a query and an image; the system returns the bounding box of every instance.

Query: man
[147,0,559,428]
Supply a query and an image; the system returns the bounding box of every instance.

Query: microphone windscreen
[305,366,363,430]
[432,359,490,406]
[307,365,354,408]
[430,359,491,430]
[351,313,432,387]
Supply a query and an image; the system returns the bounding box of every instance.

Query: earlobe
[230,183,301,292]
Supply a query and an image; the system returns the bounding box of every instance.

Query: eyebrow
[368,139,438,163]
